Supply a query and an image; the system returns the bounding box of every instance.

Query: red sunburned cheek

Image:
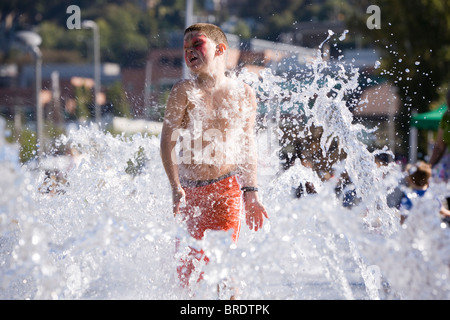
[196,43,207,57]
[190,35,208,56]
[184,34,209,65]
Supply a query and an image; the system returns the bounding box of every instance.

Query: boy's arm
[240,84,269,231]
[160,81,188,215]
[240,84,259,187]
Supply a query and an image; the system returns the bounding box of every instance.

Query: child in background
[399,161,450,224]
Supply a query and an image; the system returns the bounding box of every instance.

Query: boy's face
[183,31,222,73]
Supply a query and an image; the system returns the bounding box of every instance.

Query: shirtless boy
[160,23,268,287]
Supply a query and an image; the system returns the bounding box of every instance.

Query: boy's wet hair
[374,153,391,166]
[184,23,228,48]
[406,161,431,187]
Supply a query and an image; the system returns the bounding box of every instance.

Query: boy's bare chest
[185,88,245,129]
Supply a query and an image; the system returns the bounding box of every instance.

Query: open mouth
[189,56,198,63]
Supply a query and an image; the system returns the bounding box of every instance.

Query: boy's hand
[244,192,269,231]
[172,185,186,216]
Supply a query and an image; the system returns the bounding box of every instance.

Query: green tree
[18,128,37,163]
[238,0,304,39]
[38,20,87,53]
[106,81,131,118]
[74,84,92,120]
[348,0,450,112]
[237,0,353,40]
[97,3,153,67]
[233,20,252,40]
[2,1,164,66]
[347,0,450,155]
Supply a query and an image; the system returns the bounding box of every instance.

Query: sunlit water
[1,35,450,300]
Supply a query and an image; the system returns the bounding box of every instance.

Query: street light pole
[33,46,43,159]
[82,20,101,124]
[183,0,194,79]
[15,31,44,160]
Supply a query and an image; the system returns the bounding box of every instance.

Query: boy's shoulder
[169,79,198,100]
[172,79,195,91]
[225,77,254,94]
[171,77,255,100]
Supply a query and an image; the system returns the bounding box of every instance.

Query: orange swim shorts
[176,172,243,287]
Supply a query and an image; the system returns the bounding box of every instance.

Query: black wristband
[241,186,258,192]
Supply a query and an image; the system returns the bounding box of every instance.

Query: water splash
[1,38,450,300]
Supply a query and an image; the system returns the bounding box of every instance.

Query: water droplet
[339,30,349,41]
